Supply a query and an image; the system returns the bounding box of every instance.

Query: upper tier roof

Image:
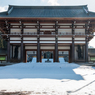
[0,5,95,18]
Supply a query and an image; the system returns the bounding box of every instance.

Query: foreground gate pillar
[72,37,75,62]
[37,37,40,62]
[55,36,58,62]
[7,38,10,62]
[85,37,88,62]
[21,37,23,62]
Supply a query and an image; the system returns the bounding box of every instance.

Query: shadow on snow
[0,58,83,80]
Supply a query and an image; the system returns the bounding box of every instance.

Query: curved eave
[0,17,95,20]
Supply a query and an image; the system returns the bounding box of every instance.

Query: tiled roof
[0,5,95,18]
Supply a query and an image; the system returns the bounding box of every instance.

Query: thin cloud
[0,6,8,12]
[48,0,60,5]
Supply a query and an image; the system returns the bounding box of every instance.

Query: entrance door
[26,51,37,63]
[58,51,70,63]
[41,50,54,63]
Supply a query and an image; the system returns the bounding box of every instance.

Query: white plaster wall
[24,29,37,33]
[58,23,72,25]
[58,37,72,40]
[25,26,36,28]
[74,23,85,25]
[58,41,72,43]
[74,41,85,43]
[23,41,37,43]
[40,29,55,31]
[10,41,21,43]
[74,29,85,34]
[12,26,19,28]
[11,23,21,25]
[24,23,37,25]
[40,23,55,25]
[40,37,55,40]
[10,37,21,40]
[60,26,70,28]
[42,26,53,28]
[11,29,21,34]
[75,37,85,40]
[23,37,37,40]
[40,41,55,43]
[77,26,84,28]
[58,29,72,33]
[25,46,37,49]
[58,46,70,49]
[41,46,55,49]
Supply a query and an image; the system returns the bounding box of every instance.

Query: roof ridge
[8,5,87,9]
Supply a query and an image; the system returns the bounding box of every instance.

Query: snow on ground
[0,58,95,95]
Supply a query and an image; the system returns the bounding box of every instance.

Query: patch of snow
[0,58,95,95]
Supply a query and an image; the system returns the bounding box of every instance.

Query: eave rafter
[0,18,95,35]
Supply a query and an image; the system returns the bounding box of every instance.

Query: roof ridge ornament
[7,7,13,15]
[83,6,89,14]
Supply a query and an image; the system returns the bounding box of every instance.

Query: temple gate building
[0,5,95,63]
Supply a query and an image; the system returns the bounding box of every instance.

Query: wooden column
[23,45,25,62]
[37,21,40,62]
[72,22,74,34]
[55,36,58,62]
[12,45,13,59]
[21,37,23,62]
[85,23,88,34]
[7,37,10,62]
[7,23,10,62]
[85,36,88,62]
[72,37,75,62]
[37,36,40,62]
[85,22,88,62]
[21,23,23,62]
[72,22,75,62]
[69,45,72,63]
[55,21,58,62]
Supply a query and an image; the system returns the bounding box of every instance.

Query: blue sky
[0,0,95,47]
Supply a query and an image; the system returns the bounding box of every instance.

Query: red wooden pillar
[7,23,10,62]
[37,21,40,62]
[12,45,13,59]
[21,23,23,62]
[21,37,23,62]
[55,21,58,62]
[71,22,75,62]
[7,38,10,62]
[85,37,88,62]
[72,37,75,62]
[37,37,40,62]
